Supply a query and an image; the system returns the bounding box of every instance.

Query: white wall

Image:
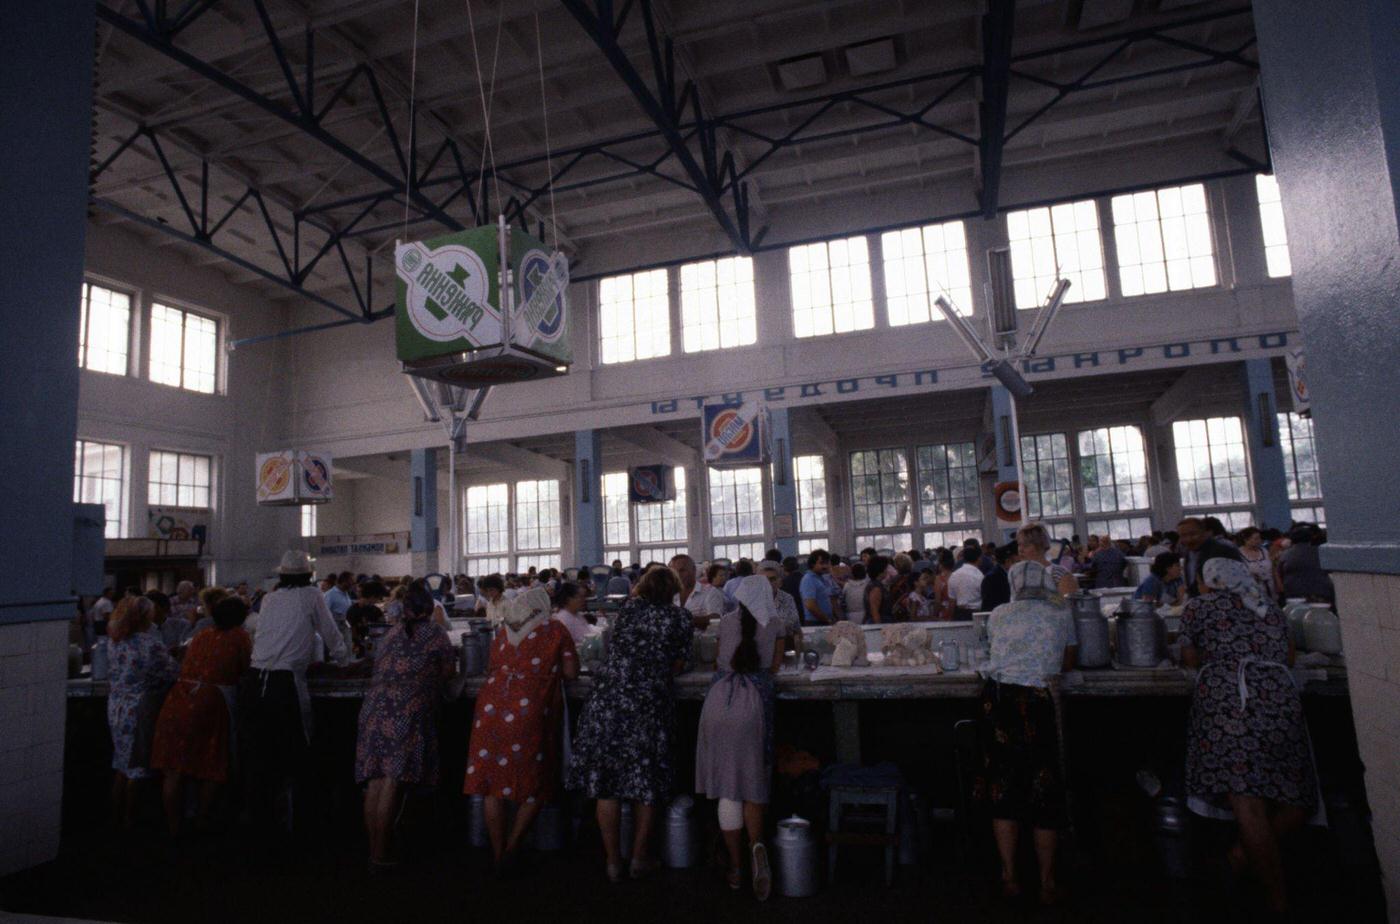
[80,223,304,584]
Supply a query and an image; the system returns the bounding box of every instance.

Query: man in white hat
[239,549,349,833]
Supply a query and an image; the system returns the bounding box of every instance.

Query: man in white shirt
[90,587,115,633]
[243,550,349,833]
[671,553,729,628]
[947,545,986,619]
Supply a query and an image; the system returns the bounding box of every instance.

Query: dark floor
[3,695,1385,924]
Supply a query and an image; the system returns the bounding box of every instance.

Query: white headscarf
[1202,557,1270,618]
[502,587,552,646]
[1008,560,1064,605]
[730,574,775,627]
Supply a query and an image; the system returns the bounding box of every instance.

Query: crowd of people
[79,513,1333,913]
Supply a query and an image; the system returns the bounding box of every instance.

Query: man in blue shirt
[323,570,354,625]
[799,548,838,625]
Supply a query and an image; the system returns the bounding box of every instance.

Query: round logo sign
[994,482,1022,523]
[301,455,331,496]
[258,456,291,497]
[398,243,500,344]
[632,468,661,499]
[519,249,566,343]
[710,409,754,452]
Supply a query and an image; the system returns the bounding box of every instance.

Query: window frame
[849,447,913,532]
[602,467,690,565]
[300,504,317,538]
[880,220,974,325]
[147,449,214,510]
[463,479,565,575]
[1172,416,1254,512]
[914,440,982,532]
[1277,412,1323,503]
[75,438,129,538]
[79,279,135,377]
[707,465,766,557]
[793,454,830,538]
[1005,199,1108,310]
[679,256,757,353]
[597,268,671,365]
[1255,173,1292,278]
[1109,182,1218,297]
[148,299,222,394]
[788,235,875,339]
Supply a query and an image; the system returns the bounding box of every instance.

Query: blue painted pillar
[410,449,439,573]
[574,430,604,567]
[1240,360,1291,530]
[989,385,1022,542]
[769,408,798,558]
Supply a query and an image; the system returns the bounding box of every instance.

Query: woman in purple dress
[106,595,178,828]
[1180,558,1317,915]
[353,583,455,871]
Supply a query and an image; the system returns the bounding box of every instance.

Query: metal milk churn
[774,815,820,897]
[1069,593,1110,668]
[662,795,700,868]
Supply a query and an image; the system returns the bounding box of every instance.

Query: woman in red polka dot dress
[464,587,578,871]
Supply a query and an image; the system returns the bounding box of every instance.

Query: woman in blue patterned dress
[106,595,178,828]
[353,583,455,870]
[1180,557,1316,915]
[566,565,692,882]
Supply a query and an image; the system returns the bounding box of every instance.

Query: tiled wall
[0,621,70,875]
[1334,571,1400,917]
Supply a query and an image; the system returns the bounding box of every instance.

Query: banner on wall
[147,506,209,549]
[701,401,770,467]
[1285,347,1310,417]
[314,532,409,558]
[628,465,674,503]
[257,450,334,505]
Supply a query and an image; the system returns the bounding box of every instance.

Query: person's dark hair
[867,556,890,581]
[938,549,956,571]
[402,581,436,637]
[995,543,1016,566]
[277,572,314,588]
[860,547,876,558]
[212,596,249,631]
[807,548,831,566]
[1201,516,1227,537]
[851,562,867,580]
[554,581,582,608]
[635,566,681,605]
[359,580,389,601]
[1151,552,1181,578]
[1237,526,1261,544]
[961,544,981,565]
[338,571,355,583]
[782,556,798,574]
[706,562,728,583]
[478,574,505,593]
[1261,528,1282,543]
[764,548,782,563]
[735,559,754,577]
[144,590,171,614]
[730,604,762,674]
[1165,530,1180,543]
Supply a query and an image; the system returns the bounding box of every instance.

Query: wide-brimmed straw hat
[276,549,315,575]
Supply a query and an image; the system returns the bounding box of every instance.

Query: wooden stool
[826,784,900,886]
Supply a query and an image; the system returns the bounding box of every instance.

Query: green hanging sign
[394,226,571,366]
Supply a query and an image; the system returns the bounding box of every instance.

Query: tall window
[1020,433,1075,520]
[1085,516,1154,542]
[857,533,913,554]
[849,449,911,532]
[923,528,983,550]
[680,256,756,352]
[1255,174,1292,277]
[1006,200,1107,309]
[708,466,764,541]
[148,450,212,508]
[300,504,317,538]
[639,545,689,565]
[1278,412,1323,524]
[516,553,562,572]
[1110,183,1217,296]
[79,282,132,375]
[793,455,829,535]
[149,303,218,393]
[881,221,974,324]
[789,236,874,337]
[602,472,631,551]
[712,541,765,563]
[1077,425,1150,516]
[74,439,127,538]
[635,467,688,547]
[598,269,669,364]
[514,479,561,557]
[1173,417,1252,507]
[465,483,510,570]
[916,441,981,528]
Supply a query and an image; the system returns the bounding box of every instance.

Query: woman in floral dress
[354,583,455,870]
[106,596,178,828]
[464,587,578,872]
[1180,557,1317,915]
[567,566,692,882]
[151,596,252,836]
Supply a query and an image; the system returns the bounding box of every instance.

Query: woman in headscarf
[975,551,1077,906]
[105,595,179,828]
[464,586,578,874]
[355,582,455,872]
[566,566,692,883]
[151,596,252,837]
[695,575,785,900]
[1180,557,1316,915]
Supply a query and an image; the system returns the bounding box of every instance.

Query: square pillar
[409,448,439,575]
[769,408,798,558]
[574,430,604,567]
[1240,360,1292,530]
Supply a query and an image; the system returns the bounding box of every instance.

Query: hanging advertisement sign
[702,402,770,466]
[993,481,1023,523]
[394,226,572,380]
[1285,347,1310,417]
[257,450,334,505]
[628,465,674,503]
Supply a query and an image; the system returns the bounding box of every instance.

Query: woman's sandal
[725,866,743,890]
[606,862,624,884]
